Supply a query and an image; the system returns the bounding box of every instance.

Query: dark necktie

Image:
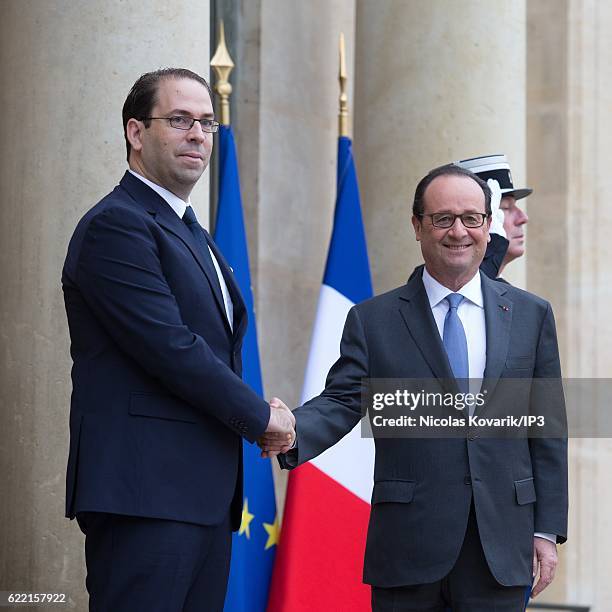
[443,293,469,394]
[182,205,223,298]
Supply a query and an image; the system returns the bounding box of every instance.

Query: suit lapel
[481,274,513,400]
[119,172,233,333]
[398,268,514,406]
[398,271,456,389]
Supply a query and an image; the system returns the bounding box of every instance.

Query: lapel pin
[499,305,509,312]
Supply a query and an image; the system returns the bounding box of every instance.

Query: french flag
[267,136,374,611]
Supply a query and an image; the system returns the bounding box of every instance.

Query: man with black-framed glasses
[62,68,294,611]
[408,154,530,283]
[264,164,567,611]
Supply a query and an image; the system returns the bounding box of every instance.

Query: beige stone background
[1,0,610,610]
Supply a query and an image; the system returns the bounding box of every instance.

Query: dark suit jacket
[480,233,509,279]
[283,270,568,588]
[62,171,270,530]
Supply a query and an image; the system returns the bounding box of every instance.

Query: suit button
[464,476,472,485]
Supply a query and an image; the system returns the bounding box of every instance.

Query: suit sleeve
[75,206,269,442]
[529,303,568,543]
[282,305,369,468]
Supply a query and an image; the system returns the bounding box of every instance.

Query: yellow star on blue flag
[263,515,280,550]
[239,498,255,539]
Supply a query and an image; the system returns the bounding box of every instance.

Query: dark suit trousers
[77,512,232,612]
[371,503,528,612]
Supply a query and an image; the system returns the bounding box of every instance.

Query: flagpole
[210,23,278,612]
[211,21,234,126]
[338,32,349,138]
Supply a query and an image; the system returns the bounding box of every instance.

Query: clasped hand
[259,397,295,458]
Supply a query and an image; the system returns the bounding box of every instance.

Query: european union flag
[214,125,277,612]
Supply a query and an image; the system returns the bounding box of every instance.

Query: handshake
[259,397,295,458]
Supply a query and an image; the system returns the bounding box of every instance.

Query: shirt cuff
[534,532,557,544]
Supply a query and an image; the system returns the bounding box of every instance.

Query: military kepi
[455,154,532,200]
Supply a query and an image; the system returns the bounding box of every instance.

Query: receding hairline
[420,172,486,212]
[155,74,212,89]
[149,75,213,107]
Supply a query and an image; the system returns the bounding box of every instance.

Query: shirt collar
[128,169,189,219]
[422,266,484,309]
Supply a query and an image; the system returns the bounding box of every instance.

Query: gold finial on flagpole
[338,32,349,137]
[210,21,234,126]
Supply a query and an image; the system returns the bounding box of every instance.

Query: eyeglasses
[417,213,489,229]
[143,116,220,133]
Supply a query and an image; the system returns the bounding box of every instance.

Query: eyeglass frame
[142,116,220,133]
[416,212,490,229]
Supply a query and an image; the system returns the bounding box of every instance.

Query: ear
[412,215,422,242]
[486,215,492,242]
[126,118,145,154]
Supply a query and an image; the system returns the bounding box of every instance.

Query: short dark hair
[412,164,492,217]
[122,68,213,162]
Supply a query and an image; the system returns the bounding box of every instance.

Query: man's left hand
[531,537,558,597]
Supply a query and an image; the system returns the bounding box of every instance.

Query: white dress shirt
[128,169,234,331]
[422,267,486,394]
[421,266,555,545]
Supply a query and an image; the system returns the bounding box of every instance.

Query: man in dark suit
[411,154,531,281]
[261,165,567,611]
[62,68,294,612]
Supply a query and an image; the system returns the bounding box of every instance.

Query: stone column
[0,1,209,607]
[225,0,356,514]
[528,1,612,609]
[353,0,527,291]
[526,0,569,605]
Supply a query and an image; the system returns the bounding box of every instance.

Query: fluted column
[354,0,527,291]
[528,1,612,609]
[0,1,209,607]
[226,1,357,513]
